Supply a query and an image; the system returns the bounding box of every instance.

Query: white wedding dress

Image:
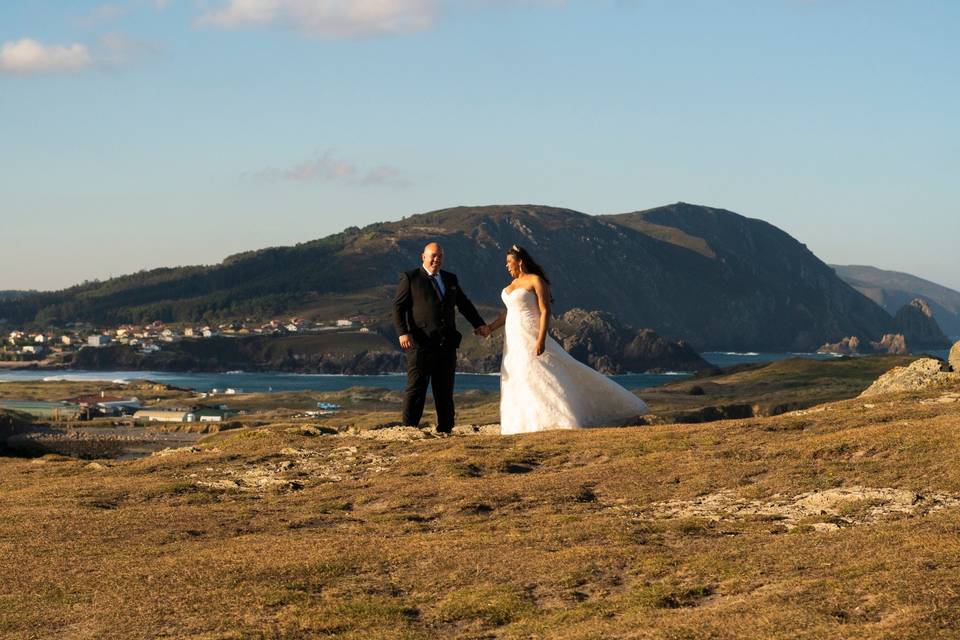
[499,287,649,435]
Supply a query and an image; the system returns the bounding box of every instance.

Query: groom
[393,242,489,433]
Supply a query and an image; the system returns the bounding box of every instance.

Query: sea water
[0,346,951,393]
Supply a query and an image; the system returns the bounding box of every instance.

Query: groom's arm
[454,278,485,329]
[393,272,413,346]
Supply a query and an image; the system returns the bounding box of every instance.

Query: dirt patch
[348,423,502,442]
[192,444,398,492]
[627,486,960,532]
[918,392,960,405]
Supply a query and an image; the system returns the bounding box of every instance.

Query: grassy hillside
[3,371,960,638]
[643,355,919,422]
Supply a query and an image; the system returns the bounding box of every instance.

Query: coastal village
[0,315,372,363]
[0,316,367,425]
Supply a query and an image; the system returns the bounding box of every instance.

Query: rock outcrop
[818,336,861,355]
[819,333,909,356]
[950,341,960,373]
[550,308,712,374]
[890,299,952,349]
[871,333,908,355]
[860,358,958,397]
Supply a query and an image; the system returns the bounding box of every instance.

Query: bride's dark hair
[507,244,551,286]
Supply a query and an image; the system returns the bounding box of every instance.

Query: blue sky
[1,0,957,291]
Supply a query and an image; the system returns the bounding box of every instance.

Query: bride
[482,245,649,435]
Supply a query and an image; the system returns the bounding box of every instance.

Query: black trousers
[402,346,457,430]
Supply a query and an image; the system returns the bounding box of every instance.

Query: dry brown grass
[2,384,960,639]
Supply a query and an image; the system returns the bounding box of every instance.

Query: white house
[60,335,73,345]
[133,409,191,423]
[336,319,356,328]
[195,408,226,422]
[88,335,112,347]
[98,398,142,416]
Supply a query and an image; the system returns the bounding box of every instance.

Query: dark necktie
[429,274,443,300]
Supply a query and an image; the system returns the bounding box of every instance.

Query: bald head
[421,242,443,275]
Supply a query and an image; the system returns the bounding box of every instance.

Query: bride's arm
[487,311,507,332]
[533,277,550,356]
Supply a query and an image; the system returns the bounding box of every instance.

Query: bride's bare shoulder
[526,274,549,290]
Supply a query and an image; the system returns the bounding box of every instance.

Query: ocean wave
[287,372,408,377]
[617,371,693,376]
[40,373,134,383]
[711,351,761,356]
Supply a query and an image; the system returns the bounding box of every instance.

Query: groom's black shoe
[435,425,453,434]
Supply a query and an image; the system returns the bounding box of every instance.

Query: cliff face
[832,264,960,337]
[890,299,952,349]
[2,203,893,351]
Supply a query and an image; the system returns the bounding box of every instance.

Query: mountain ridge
[0,203,894,351]
[832,264,960,336]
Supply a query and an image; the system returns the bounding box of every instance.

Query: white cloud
[250,150,412,187]
[0,39,95,74]
[0,34,161,75]
[197,0,437,38]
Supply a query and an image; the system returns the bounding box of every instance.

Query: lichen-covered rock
[950,341,960,373]
[860,358,956,397]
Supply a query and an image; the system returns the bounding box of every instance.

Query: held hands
[474,324,492,338]
[399,334,414,350]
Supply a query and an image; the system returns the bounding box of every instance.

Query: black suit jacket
[393,268,485,350]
